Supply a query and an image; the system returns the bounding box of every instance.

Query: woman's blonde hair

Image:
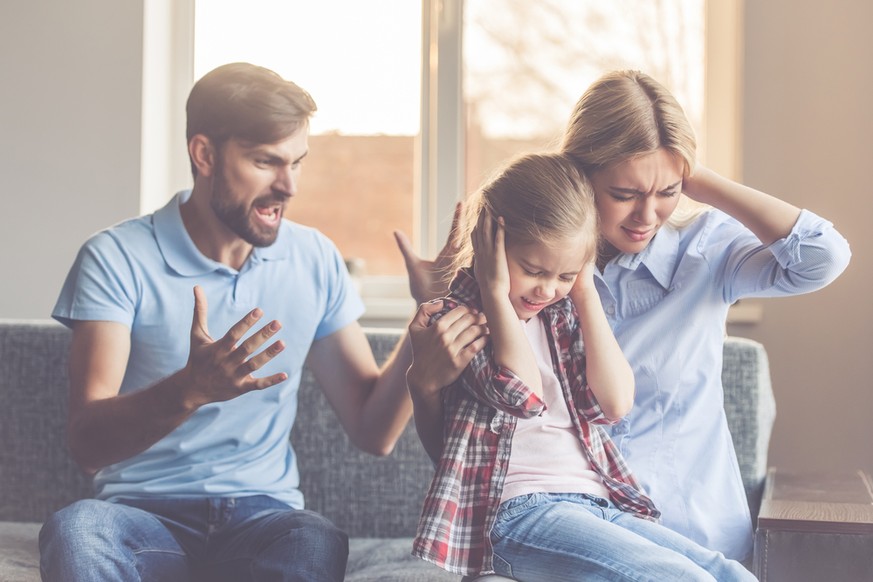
[452,152,598,277]
[561,70,707,228]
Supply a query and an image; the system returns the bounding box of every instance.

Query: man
[39,62,483,582]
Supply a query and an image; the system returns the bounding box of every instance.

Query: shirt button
[606,305,615,316]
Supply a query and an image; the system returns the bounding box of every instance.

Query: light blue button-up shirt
[52,190,364,507]
[595,208,850,560]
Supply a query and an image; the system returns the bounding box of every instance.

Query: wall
[0,0,144,320]
[728,0,873,473]
[1,1,870,475]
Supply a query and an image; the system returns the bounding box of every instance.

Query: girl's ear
[188,134,217,178]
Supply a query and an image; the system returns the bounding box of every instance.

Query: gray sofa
[0,320,775,581]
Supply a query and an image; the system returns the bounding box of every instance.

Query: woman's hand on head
[394,202,465,304]
[569,261,597,302]
[680,164,717,204]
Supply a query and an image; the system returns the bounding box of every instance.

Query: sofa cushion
[346,538,457,581]
[0,522,40,582]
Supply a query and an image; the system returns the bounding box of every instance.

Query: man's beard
[209,164,282,248]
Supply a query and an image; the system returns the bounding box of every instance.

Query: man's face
[210,127,309,247]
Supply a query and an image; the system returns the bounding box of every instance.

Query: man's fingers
[247,371,289,391]
[235,320,282,361]
[393,230,420,268]
[241,339,286,376]
[191,286,211,340]
[220,307,264,350]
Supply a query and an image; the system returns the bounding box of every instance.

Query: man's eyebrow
[250,148,309,165]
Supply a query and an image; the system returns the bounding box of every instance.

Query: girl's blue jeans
[489,492,756,582]
[38,495,348,582]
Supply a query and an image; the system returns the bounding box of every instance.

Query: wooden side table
[753,467,873,581]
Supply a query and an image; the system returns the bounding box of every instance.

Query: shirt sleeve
[458,347,545,418]
[704,209,851,303]
[52,231,138,328]
[312,234,365,340]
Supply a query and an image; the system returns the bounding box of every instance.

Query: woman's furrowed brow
[610,179,682,195]
[660,180,682,193]
[610,186,644,195]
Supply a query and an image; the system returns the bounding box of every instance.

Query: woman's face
[591,148,685,260]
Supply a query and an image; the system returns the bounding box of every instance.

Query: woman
[397,70,851,562]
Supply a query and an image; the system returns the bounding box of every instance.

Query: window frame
[142,0,745,326]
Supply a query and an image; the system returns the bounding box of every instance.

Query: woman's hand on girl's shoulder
[407,301,489,401]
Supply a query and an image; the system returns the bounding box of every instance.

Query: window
[195,0,422,284]
[145,0,740,325]
[463,0,706,194]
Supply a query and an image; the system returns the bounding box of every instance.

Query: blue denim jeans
[489,493,756,582]
[39,495,348,582]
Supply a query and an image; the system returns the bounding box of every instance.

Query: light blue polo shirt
[595,208,850,560]
[52,190,364,507]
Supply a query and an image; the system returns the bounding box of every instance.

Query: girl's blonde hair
[561,70,707,228]
[452,152,598,277]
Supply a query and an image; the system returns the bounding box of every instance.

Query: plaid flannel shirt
[412,268,660,576]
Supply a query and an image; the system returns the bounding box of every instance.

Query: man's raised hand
[182,286,288,410]
[394,201,465,304]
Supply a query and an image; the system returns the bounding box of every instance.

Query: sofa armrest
[722,336,776,522]
[0,320,91,523]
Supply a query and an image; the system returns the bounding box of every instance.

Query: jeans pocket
[490,493,541,542]
[497,493,542,520]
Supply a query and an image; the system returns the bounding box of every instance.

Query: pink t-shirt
[500,316,611,504]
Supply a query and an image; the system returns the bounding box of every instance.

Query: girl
[411,152,754,581]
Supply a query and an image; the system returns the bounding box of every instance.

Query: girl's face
[591,148,685,261]
[504,233,591,320]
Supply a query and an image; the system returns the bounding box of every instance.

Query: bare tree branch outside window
[463,0,704,147]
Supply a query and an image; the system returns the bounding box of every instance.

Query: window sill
[357,279,764,328]
[358,276,417,328]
